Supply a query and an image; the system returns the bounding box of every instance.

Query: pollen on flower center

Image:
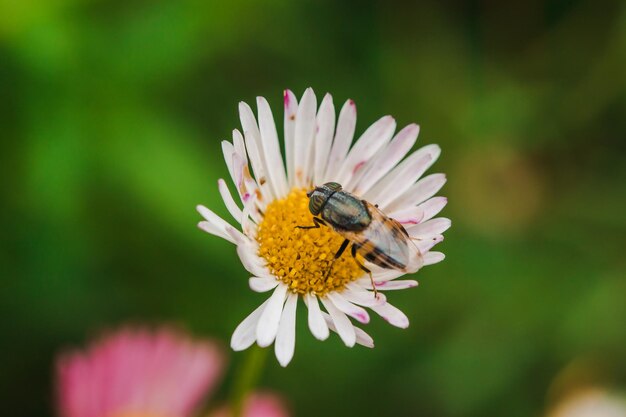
[256,188,364,296]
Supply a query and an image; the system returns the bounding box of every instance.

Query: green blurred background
[2,0,625,416]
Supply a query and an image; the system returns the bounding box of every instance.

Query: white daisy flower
[197,88,450,367]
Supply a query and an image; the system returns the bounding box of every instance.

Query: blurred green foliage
[1,0,625,416]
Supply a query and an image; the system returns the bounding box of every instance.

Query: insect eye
[308,194,326,215]
[324,182,342,192]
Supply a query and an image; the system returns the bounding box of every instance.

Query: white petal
[275,292,297,367]
[257,96,288,198]
[414,234,444,253]
[351,123,419,194]
[232,128,247,160]
[363,153,430,207]
[234,240,270,278]
[416,197,448,222]
[320,297,356,347]
[239,101,274,201]
[343,283,387,306]
[222,140,237,186]
[231,299,270,351]
[322,312,373,348]
[313,93,336,185]
[388,173,447,212]
[231,132,262,212]
[423,251,445,265]
[405,249,425,274]
[323,99,356,182]
[283,89,298,187]
[218,179,244,223]
[249,276,279,293]
[256,284,288,347]
[353,326,375,348]
[197,221,232,244]
[196,205,239,243]
[326,292,370,324]
[359,269,404,284]
[370,302,409,328]
[231,134,249,176]
[407,218,452,238]
[388,206,425,226]
[336,115,396,186]
[371,280,418,290]
[366,144,440,209]
[239,197,256,236]
[305,292,329,341]
[294,88,317,187]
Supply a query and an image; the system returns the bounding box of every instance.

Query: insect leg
[335,239,350,258]
[323,238,350,280]
[351,244,378,298]
[296,217,327,229]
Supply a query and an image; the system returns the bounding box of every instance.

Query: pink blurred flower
[56,327,225,417]
[209,392,290,417]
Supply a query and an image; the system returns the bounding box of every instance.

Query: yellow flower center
[257,188,363,296]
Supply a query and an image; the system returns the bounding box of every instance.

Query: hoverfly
[298,182,423,295]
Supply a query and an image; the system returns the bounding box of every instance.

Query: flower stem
[230,346,269,417]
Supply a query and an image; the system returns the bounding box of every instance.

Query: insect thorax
[321,191,372,231]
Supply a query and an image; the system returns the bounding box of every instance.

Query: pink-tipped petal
[388,206,425,226]
[343,284,387,307]
[370,302,410,328]
[326,292,370,324]
[371,280,419,291]
[321,312,373,349]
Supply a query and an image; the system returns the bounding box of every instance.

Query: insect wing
[350,204,423,272]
